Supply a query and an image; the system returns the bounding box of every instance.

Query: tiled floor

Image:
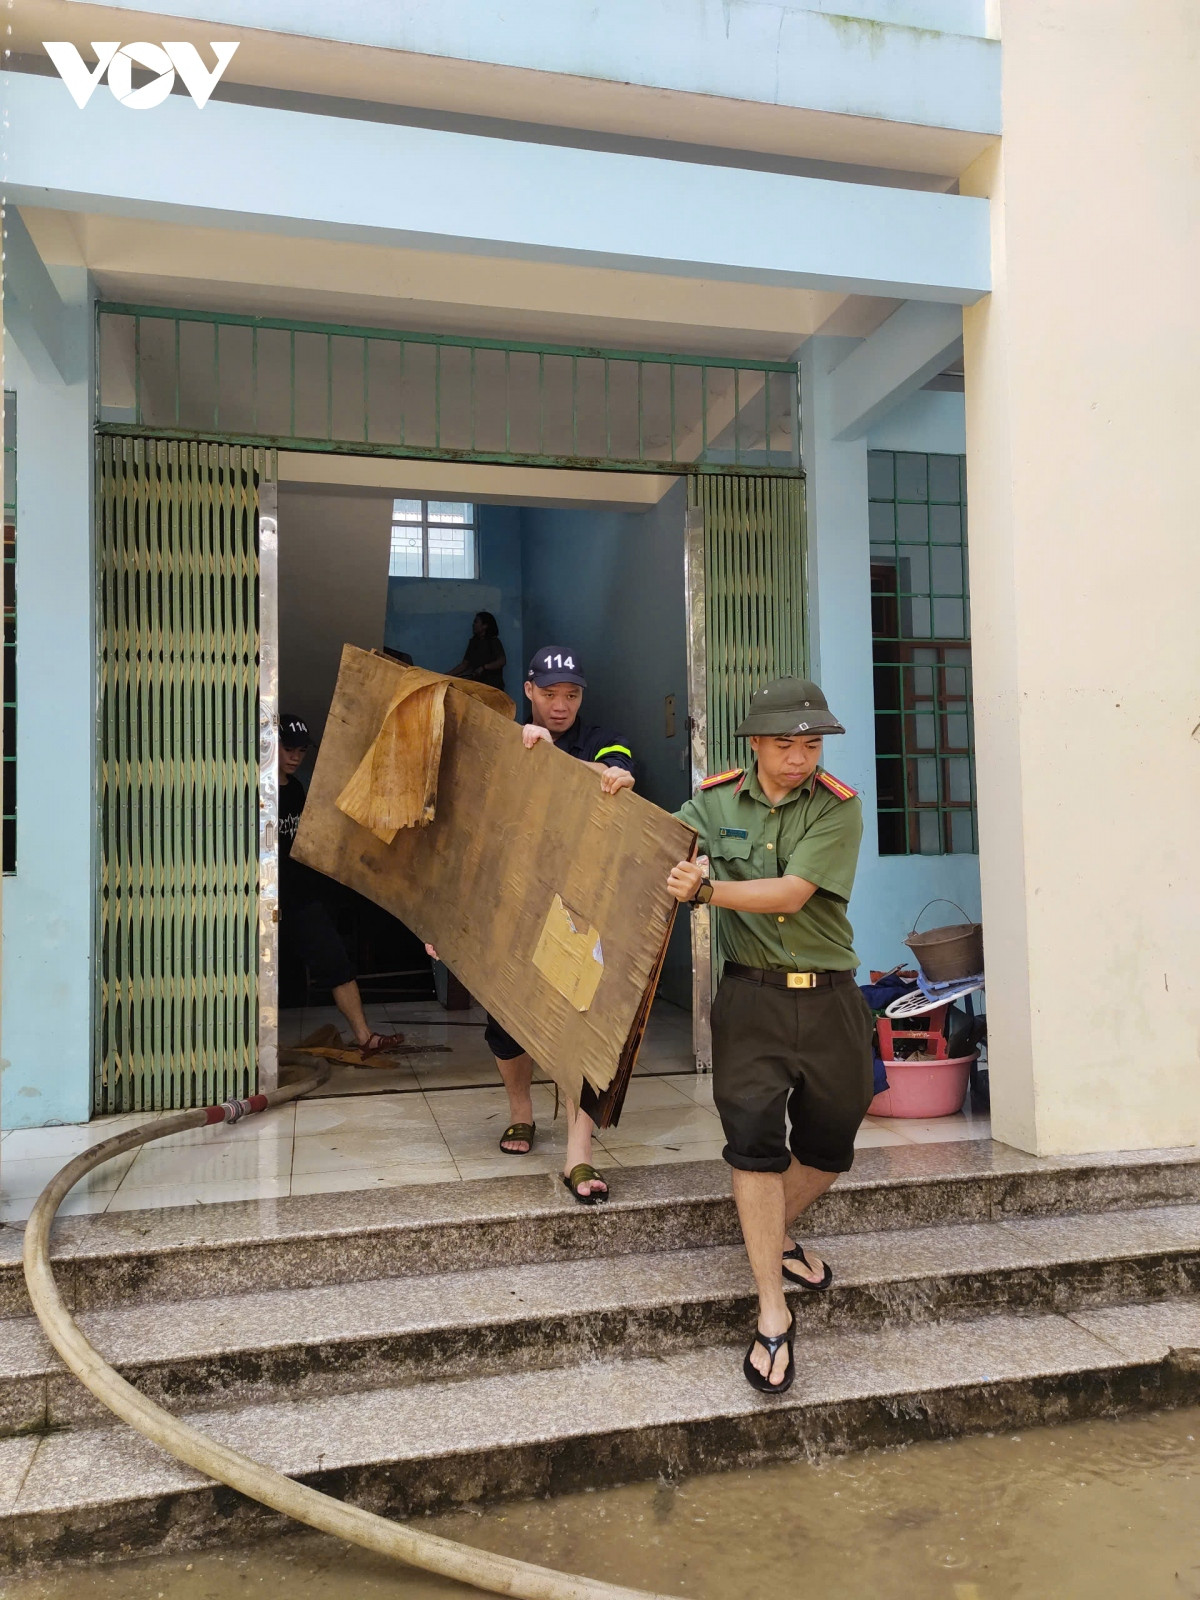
[0,999,990,1221]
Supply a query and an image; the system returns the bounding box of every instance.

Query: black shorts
[710,968,875,1175]
[285,899,357,992]
[483,1013,528,1061]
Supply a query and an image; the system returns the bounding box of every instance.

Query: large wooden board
[293,647,696,1124]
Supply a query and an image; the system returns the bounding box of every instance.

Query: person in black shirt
[278,714,405,1058]
[449,610,506,691]
[428,646,633,1203]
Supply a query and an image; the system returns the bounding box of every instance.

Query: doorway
[92,307,807,1112]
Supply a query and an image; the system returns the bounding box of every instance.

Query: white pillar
[963,0,1200,1155]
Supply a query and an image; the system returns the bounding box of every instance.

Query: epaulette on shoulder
[699,767,744,791]
[815,769,858,802]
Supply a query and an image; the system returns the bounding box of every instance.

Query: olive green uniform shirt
[674,765,863,973]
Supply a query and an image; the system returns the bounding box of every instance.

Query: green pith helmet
[734,677,846,738]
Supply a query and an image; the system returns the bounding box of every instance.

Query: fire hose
[22,1067,671,1600]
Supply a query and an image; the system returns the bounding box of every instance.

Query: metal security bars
[97,304,801,477]
[868,449,976,856]
[684,474,807,1071]
[2,392,15,874]
[688,475,808,777]
[95,438,272,1113]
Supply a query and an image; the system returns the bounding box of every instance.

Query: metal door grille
[688,475,807,776]
[684,474,807,1069]
[95,437,271,1112]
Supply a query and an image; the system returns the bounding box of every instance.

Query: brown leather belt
[724,962,854,992]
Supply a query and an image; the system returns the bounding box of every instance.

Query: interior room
[273,466,708,1162]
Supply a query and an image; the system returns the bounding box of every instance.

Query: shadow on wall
[278,488,392,740]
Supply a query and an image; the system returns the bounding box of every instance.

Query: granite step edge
[5,1143,1200,1320]
[5,1205,1200,1436]
[6,1300,1200,1574]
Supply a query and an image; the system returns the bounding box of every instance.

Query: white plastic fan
[884,979,985,1018]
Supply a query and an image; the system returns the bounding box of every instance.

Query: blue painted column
[1,272,95,1128]
[802,336,878,831]
[802,337,981,973]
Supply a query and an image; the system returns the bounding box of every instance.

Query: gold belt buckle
[786,971,818,989]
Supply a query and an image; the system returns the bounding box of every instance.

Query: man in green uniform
[667,678,874,1395]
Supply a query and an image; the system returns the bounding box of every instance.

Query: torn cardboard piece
[335,667,512,843]
[532,894,605,1012]
[294,647,696,1125]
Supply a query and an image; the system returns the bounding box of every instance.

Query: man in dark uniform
[667,678,873,1394]
[430,646,634,1201]
[279,714,405,1058]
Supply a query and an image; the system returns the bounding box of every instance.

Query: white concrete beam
[278,453,677,510]
[85,0,999,134]
[825,300,963,440]
[6,75,990,305]
[1,207,74,381]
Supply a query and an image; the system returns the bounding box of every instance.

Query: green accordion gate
[687,474,808,775]
[684,474,808,1067]
[95,437,273,1113]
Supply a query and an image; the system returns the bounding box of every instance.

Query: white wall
[963,0,1200,1155]
[277,488,392,740]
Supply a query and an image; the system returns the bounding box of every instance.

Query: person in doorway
[278,714,406,1059]
[449,611,507,691]
[427,645,634,1203]
[666,679,873,1395]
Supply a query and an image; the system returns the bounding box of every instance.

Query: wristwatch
[692,880,714,906]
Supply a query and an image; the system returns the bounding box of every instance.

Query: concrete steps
[4,1204,1200,1435]
[4,1139,1198,1316]
[6,1300,1200,1572]
[4,1140,1200,1572]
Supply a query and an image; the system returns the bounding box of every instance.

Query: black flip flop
[743,1316,795,1394]
[562,1163,609,1205]
[782,1244,833,1292]
[499,1122,536,1155]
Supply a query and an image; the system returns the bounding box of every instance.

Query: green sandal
[499,1122,536,1154]
[562,1164,609,1205]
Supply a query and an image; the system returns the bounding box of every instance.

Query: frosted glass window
[389,499,477,579]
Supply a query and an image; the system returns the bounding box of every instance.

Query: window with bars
[869,449,976,856]
[389,499,477,580]
[3,392,15,874]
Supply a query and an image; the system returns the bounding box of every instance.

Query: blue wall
[852,387,980,972]
[519,482,693,1004]
[1,278,96,1129]
[519,484,689,809]
[385,505,524,696]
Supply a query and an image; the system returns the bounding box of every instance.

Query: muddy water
[8,1407,1200,1600]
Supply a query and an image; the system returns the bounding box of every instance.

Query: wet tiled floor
[0,1000,990,1220]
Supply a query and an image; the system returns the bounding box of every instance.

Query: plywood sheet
[293,647,696,1123]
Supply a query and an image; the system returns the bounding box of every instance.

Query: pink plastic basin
[868,1053,976,1119]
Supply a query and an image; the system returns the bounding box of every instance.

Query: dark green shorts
[710,969,875,1174]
